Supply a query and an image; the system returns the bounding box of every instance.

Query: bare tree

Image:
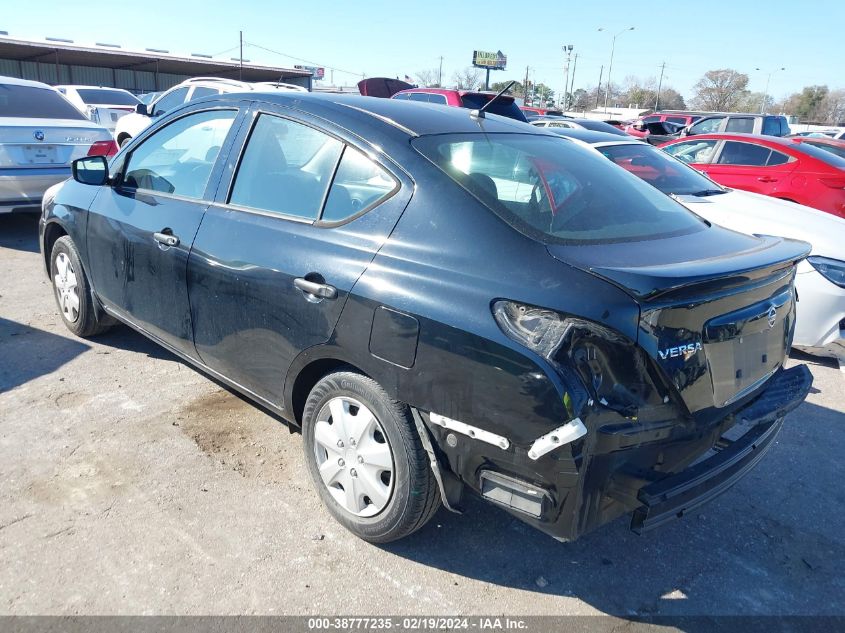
[452,67,481,90]
[690,69,750,111]
[820,88,845,125]
[415,68,441,88]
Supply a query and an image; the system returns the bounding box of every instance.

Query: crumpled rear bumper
[630,364,812,533]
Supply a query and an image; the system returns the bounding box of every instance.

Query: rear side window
[321,147,397,223]
[0,84,85,119]
[229,114,343,219]
[726,117,754,133]
[123,109,236,199]
[767,151,791,166]
[666,116,687,125]
[76,88,139,106]
[414,133,704,244]
[716,141,772,166]
[762,117,783,136]
[428,94,448,105]
[409,93,429,102]
[643,116,660,124]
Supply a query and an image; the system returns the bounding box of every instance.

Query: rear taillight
[819,177,845,189]
[88,140,118,157]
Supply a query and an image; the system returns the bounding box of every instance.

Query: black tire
[50,236,114,337]
[302,370,441,543]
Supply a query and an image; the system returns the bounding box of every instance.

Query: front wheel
[302,370,441,543]
[50,236,114,337]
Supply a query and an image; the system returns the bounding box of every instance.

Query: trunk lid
[547,228,810,414]
[0,117,110,169]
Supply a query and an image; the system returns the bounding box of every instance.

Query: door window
[190,86,220,100]
[688,117,724,135]
[321,147,397,223]
[123,109,237,199]
[663,140,719,164]
[152,87,189,116]
[666,116,687,125]
[409,93,430,102]
[716,141,771,166]
[725,117,755,133]
[229,114,343,219]
[767,150,791,166]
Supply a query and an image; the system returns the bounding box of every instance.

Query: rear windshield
[76,88,140,106]
[413,133,705,244]
[0,84,86,119]
[460,94,527,122]
[598,142,723,196]
[795,141,845,166]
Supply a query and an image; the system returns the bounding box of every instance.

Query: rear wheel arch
[289,357,374,428]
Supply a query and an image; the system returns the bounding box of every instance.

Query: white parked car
[551,128,845,357]
[0,76,115,213]
[56,85,140,134]
[113,77,308,147]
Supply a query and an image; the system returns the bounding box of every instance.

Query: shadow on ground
[0,213,41,254]
[0,317,90,392]
[383,400,845,622]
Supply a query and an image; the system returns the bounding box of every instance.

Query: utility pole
[568,53,579,110]
[438,56,443,87]
[595,65,603,109]
[239,31,243,81]
[562,44,573,110]
[655,61,665,111]
[523,65,530,106]
[599,26,634,113]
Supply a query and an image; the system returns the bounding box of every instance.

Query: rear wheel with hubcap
[302,370,440,543]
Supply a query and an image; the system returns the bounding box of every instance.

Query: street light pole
[756,66,785,114]
[599,26,634,114]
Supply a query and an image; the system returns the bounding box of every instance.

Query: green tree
[690,69,749,111]
[490,80,523,97]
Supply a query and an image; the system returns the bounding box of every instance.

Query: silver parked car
[0,76,114,213]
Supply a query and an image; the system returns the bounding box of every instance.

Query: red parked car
[625,113,702,138]
[660,133,845,218]
[390,88,528,122]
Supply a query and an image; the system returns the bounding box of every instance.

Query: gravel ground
[1,212,844,618]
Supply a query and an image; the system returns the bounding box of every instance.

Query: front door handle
[153,231,180,247]
[294,277,337,300]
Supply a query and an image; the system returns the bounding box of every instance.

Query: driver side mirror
[135,102,149,116]
[72,156,109,186]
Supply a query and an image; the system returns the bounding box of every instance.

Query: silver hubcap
[313,396,394,517]
[53,252,80,323]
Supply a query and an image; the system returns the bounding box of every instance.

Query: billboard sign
[472,50,507,71]
[295,65,325,80]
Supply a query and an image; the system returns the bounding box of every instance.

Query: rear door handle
[757,176,778,183]
[153,231,179,247]
[294,277,337,300]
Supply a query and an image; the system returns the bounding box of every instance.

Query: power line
[244,40,364,78]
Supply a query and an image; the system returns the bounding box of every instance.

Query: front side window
[414,133,705,244]
[123,109,236,199]
[716,141,772,166]
[689,117,724,135]
[152,87,189,116]
[229,114,343,219]
[321,147,397,223]
[663,140,719,164]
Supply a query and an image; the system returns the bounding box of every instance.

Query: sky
[2,0,844,102]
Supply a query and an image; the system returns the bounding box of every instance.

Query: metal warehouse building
[0,33,312,93]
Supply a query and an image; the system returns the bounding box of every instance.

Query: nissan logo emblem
[33,130,45,141]
[767,306,777,329]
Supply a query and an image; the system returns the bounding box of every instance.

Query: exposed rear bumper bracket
[630,364,812,534]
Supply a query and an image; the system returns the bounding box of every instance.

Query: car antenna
[470,80,516,120]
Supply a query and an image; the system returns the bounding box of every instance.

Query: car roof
[544,128,641,145]
[0,74,54,89]
[235,92,535,136]
[668,133,794,146]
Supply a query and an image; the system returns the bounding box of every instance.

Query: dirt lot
[1,212,844,618]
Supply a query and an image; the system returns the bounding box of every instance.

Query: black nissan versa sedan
[39,92,813,543]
